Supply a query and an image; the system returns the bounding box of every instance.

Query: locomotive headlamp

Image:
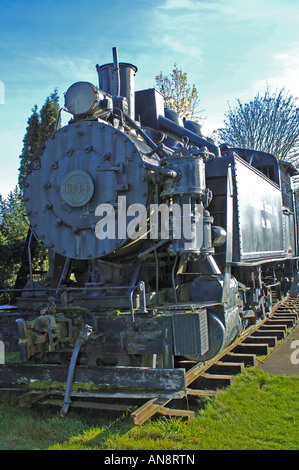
[65,81,100,116]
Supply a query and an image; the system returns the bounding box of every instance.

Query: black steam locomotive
[1,48,298,405]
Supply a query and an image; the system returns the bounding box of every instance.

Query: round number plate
[60,170,94,207]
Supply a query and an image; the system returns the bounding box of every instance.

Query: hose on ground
[60,324,94,417]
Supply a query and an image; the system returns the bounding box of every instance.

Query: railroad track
[1,295,298,425]
[130,295,299,424]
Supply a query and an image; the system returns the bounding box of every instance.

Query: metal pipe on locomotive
[1,48,298,398]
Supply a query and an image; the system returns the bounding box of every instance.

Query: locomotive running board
[0,363,186,397]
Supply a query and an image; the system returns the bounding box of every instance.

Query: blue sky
[0,0,299,198]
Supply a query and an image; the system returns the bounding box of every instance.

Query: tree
[0,187,28,302]
[18,89,60,191]
[0,185,49,303]
[215,86,299,166]
[18,105,40,190]
[1,89,60,302]
[38,88,60,146]
[155,64,200,121]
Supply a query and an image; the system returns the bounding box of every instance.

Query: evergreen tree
[38,88,60,146]
[18,105,40,190]
[18,89,60,191]
[1,89,61,301]
[0,187,28,302]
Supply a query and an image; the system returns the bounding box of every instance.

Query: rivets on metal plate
[85,144,93,153]
[66,148,74,157]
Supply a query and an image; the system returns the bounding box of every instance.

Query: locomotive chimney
[96,47,138,120]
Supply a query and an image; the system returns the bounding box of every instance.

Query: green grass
[0,368,298,450]
[0,391,109,450]
[102,368,299,451]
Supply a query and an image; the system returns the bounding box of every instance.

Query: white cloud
[159,0,209,9]
[251,46,299,98]
[159,0,299,24]
[161,37,204,63]
[153,0,299,72]
[32,56,95,82]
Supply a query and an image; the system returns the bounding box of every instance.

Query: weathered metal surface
[172,310,209,357]
[23,120,151,260]
[233,156,284,261]
[98,61,137,120]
